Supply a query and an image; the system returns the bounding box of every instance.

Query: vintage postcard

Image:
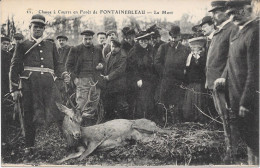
[1,0,259,167]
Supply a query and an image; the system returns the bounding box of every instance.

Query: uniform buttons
[41,65,44,68]
[40,50,43,53]
[41,57,44,60]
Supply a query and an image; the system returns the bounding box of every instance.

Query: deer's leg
[78,141,100,161]
[56,146,85,164]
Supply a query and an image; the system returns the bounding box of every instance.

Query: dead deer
[56,103,172,163]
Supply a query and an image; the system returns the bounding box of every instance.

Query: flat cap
[188,37,207,47]
[81,30,95,36]
[1,36,11,42]
[135,31,152,40]
[56,35,68,40]
[30,14,46,25]
[169,25,181,37]
[106,30,117,37]
[199,16,214,26]
[13,33,24,40]
[111,39,121,47]
[225,0,251,13]
[97,32,106,36]
[208,1,227,12]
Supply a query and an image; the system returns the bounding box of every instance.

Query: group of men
[1,0,259,165]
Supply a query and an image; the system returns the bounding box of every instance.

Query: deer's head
[56,103,82,140]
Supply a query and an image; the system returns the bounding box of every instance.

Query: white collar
[217,18,231,31]
[239,18,255,30]
[208,31,215,40]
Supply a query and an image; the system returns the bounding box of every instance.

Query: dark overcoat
[226,19,259,151]
[205,21,238,89]
[104,49,127,93]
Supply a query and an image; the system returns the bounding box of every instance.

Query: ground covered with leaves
[2,121,247,166]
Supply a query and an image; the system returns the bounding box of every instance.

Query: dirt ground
[1,120,247,166]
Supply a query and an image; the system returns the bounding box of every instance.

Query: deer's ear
[56,102,73,116]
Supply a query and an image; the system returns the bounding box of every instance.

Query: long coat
[104,49,127,93]
[205,21,238,89]
[225,19,259,151]
[128,43,156,119]
[66,44,104,87]
[9,39,64,125]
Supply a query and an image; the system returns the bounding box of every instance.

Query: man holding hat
[155,25,190,124]
[206,0,239,163]
[9,14,65,151]
[215,0,259,164]
[102,39,128,121]
[1,36,12,145]
[9,33,24,54]
[65,29,104,125]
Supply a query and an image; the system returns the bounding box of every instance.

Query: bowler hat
[169,25,181,37]
[208,1,227,12]
[188,37,206,47]
[111,39,121,47]
[56,35,68,40]
[13,33,24,40]
[135,31,152,40]
[199,16,214,26]
[1,36,11,42]
[30,14,46,25]
[122,27,135,36]
[81,30,95,36]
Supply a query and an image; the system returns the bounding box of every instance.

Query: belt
[24,66,54,74]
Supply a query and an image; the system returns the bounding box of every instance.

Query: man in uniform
[206,1,239,163]
[155,25,190,124]
[1,36,12,145]
[10,14,65,151]
[65,30,104,125]
[215,0,259,164]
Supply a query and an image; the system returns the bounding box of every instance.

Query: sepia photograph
[1,0,259,167]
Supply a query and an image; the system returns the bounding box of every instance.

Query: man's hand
[101,74,109,81]
[11,91,22,102]
[64,74,71,84]
[239,106,250,117]
[214,78,226,91]
[96,63,103,70]
[137,80,143,88]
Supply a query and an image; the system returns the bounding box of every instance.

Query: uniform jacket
[9,38,64,124]
[226,19,259,111]
[205,21,238,89]
[66,44,103,83]
[10,39,63,92]
[104,49,127,93]
[155,41,190,81]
